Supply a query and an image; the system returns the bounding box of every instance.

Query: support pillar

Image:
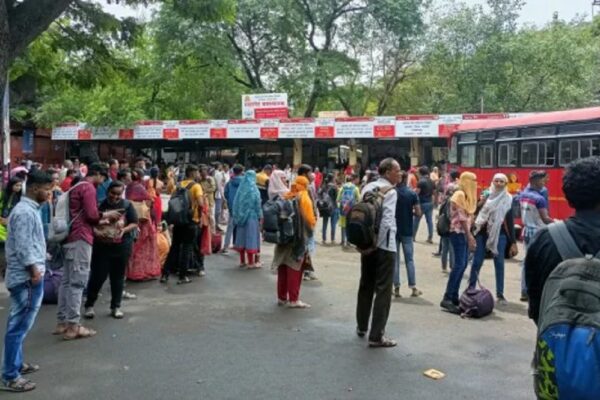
[293,138,303,168]
[410,138,421,167]
[348,139,357,168]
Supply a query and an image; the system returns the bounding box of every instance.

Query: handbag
[93,218,125,243]
[132,200,151,221]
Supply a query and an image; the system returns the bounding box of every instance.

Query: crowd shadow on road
[393,296,434,307]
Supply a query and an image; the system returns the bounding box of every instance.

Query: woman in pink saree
[126,168,161,280]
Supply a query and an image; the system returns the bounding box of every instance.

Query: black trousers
[165,224,203,279]
[356,248,394,342]
[85,243,132,310]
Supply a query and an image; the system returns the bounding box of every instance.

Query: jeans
[58,240,92,325]
[223,217,235,249]
[356,249,394,342]
[394,236,416,288]
[215,198,223,225]
[413,201,434,241]
[2,281,43,381]
[468,232,508,297]
[341,227,347,245]
[443,232,470,304]
[321,210,339,242]
[85,243,132,310]
[441,236,454,270]
[521,237,530,294]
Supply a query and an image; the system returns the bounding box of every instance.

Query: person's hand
[30,267,42,285]
[467,235,477,252]
[103,210,122,221]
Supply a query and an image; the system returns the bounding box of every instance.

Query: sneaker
[393,287,402,298]
[305,271,318,281]
[111,308,124,319]
[432,252,441,257]
[426,239,434,244]
[83,307,95,319]
[160,274,169,283]
[411,288,423,297]
[122,291,137,300]
[497,295,508,306]
[198,270,206,277]
[440,299,461,315]
[520,291,529,302]
[356,328,367,338]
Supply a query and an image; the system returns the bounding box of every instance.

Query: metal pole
[2,75,10,187]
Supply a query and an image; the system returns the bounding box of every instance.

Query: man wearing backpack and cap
[355,158,401,348]
[525,156,600,399]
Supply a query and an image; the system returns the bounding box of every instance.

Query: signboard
[228,119,261,139]
[210,120,228,139]
[242,93,288,119]
[260,119,279,140]
[279,118,315,139]
[134,121,163,140]
[396,115,439,137]
[314,118,335,139]
[179,120,210,139]
[118,129,134,140]
[335,117,374,138]
[162,120,180,140]
[373,117,396,138]
[52,123,79,140]
[22,129,34,154]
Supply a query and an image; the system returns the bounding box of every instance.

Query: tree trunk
[0,0,10,166]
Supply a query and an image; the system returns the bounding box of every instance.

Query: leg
[393,240,401,288]
[423,203,434,241]
[223,218,234,248]
[65,241,92,325]
[321,216,329,242]
[341,227,347,245]
[494,234,508,298]
[356,252,377,332]
[449,239,455,270]
[57,244,75,324]
[2,282,43,382]
[277,265,288,302]
[441,236,449,270]
[214,198,222,226]
[286,266,303,302]
[84,249,110,308]
[368,250,394,342]
[108,248,130,310]
[402,236,417,288]
[521,238,529,296]
[247,253,254,266]
[412,213,422,239]
[331,210,339,242]
[468,233,487,287]
[443,233,469,304]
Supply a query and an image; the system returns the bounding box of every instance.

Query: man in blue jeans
[1,171,53,392]
[394,172,423,298]
[413,166,435,244]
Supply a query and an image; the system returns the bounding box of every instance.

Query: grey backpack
[533,221,600,399]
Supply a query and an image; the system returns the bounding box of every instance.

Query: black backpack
[346,186,393,254]
[262,197,297,245]
[436,199,451,236]
[166,182,195,226]
[316,186,334,216]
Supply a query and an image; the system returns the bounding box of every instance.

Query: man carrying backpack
[355,158,401,348]
[162,165,205,284]
[337,174,360,248]
[525,156,600,399]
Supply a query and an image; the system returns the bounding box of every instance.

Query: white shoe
[83,307,95,319]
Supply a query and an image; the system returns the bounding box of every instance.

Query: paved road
[0,222,536,399]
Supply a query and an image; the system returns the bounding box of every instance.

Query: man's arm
[539,208,553,224]
[412,193,422,217]
[525,229,556,324]
[12,213,43,282]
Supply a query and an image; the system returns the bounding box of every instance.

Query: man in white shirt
[213,162,226,229]
[355,158,401,348]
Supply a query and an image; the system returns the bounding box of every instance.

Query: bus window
[479,131,495,141]
[498,129,518,139]
[522,126,556,138]
[522,140,556,167]
[479,144,494,168]
[560,138,600,165]
[459,133,477,142]
[460,145,476,167]
[449,136,458,164]
[498,143,517,167]
[560,122,600,134]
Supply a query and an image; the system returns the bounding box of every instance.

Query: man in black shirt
[413,166,435,244]
[525,156,600,324]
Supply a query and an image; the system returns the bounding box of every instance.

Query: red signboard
[462,113,508,120]
[163,128,180,140]
[314,126,334,139]
[374,125,395,138]
[254,107,289,119]
[210,128,227,139]
[260,127,279,139]
[77,129,92,140]
[396,115,438,121]
[438,124,460,137]
[118,129,134,140]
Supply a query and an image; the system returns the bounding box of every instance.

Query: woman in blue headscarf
[233,170,263,269]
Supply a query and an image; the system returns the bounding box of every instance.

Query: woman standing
[146,166,164,225]
[84,181,138,319]
[126,168,161,280]
[0,177,23,241]
[232,170,263,269]
[318,173,339,244]
[469,173,516,304]
[272,176,316,308]
[268,170,288,200]
[440,171,478,314]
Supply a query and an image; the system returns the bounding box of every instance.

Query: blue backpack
[534,221,600,400]
[339,184,356,216]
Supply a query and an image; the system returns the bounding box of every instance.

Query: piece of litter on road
[423,369,445,380]
[123,366,130,371]
[112,334,117,338]
[197,380,205,384]
[292,328,301,332]
[347,387,352,392]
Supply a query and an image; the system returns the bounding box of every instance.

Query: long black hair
[2,177,23,217]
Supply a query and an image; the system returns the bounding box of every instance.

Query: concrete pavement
[0,222,536,399]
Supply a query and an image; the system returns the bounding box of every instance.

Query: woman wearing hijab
[440,171,478,314]
[268,170,288,200]
[126,168,161,280]
[468,173,516,304]
[233,170,263,269]
[272,175,316,309]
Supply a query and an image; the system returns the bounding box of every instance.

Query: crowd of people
[0,153,598,397]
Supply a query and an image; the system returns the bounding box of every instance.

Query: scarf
[232,170,261,226]
[268,170,288,200]
[451,172,477,215]
[474,173,512,256]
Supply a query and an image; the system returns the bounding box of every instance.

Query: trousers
[57,240,92,325]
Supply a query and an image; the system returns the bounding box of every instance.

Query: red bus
[448,106,600,220]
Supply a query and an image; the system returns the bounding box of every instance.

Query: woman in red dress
[126,168,161,280]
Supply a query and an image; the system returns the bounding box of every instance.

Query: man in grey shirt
[1,171,52,392]
[356,158,401,348]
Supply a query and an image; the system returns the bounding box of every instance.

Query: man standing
[519,170,553,301]
[1,172,52,392]
[256,165,272,206]
[413,166,435,244]
[394,171,422,298]
[222,164,244,253]
[356,158,401,348]
[54,163,121,340]
[213,162,226,230]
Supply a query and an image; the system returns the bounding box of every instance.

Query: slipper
[287,301,311,309]
[63,325,97,341]
[368,337,397,348]
[20,363,40,375]
[52,324,67,335]
[0,377,36,392]
[246,264,262,270]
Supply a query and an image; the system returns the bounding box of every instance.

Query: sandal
[0,377,36,392]
[287,301,311,309]
[277,299,287,306]
[63,325,97,341]
[368,336,398,348]
[20,363,40,375]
